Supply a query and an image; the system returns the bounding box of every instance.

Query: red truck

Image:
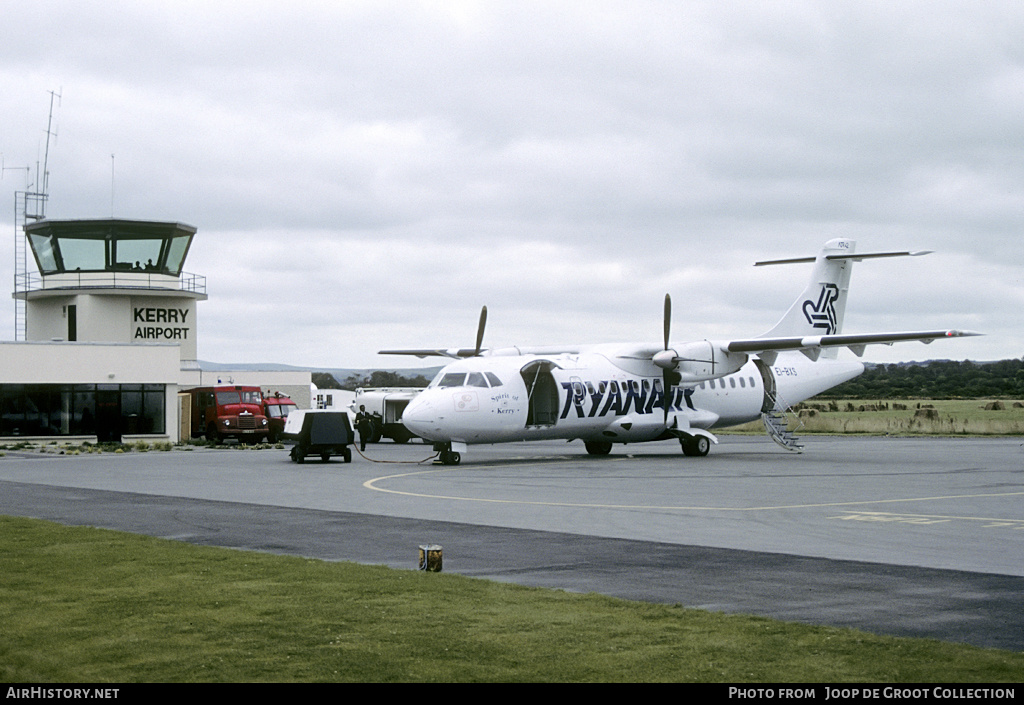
[262,391,298,443]
[185,385,270,444]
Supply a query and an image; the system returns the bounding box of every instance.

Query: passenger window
[729,378,736,388]
[739,377,745,388]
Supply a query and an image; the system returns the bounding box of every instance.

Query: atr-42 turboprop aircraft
[382,239,978,465]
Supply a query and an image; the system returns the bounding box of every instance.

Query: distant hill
[314,368,441,390]
[198,360,441,382]
[197,361,312,372]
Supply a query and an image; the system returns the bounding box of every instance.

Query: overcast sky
[2,1,1021,370]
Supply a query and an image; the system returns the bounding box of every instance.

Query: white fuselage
[400,345,863,447]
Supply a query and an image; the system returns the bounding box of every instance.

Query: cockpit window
[436,373,467,388]
[432,370,503,389]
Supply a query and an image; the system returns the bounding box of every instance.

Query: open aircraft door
[520,360,560,427]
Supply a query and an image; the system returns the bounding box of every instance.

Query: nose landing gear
[434,442,463,466]
[439,450,461,465]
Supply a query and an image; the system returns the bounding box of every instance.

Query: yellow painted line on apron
[364,467,1024,513]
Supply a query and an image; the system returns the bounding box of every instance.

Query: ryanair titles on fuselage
[133,306,190,341]
[559,380,696,419]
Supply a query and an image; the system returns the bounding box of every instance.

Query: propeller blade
[663,294,672,424]
[663,293,671,351]
[474,305,487,357]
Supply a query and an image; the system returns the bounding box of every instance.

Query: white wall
[1,341,180,384]
[25,291,201,361]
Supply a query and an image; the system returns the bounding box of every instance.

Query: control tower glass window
[24,220,197,276]
[114,239,164,271]
[58,238,107,271]
[164,235,191,273]
[27,233,59,273]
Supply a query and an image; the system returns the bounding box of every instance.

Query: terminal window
[0,384,166,438]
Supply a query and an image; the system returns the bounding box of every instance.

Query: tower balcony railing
[15,270,207,296]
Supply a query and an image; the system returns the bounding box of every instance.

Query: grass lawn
[725,398,1024,436]
[2,516,1022,683]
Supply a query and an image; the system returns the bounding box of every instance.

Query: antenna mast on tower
[40,88,61,202]
[12,89,61,340]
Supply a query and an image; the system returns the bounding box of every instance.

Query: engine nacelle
[662,341,748,383]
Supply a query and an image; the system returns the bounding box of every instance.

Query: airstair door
[520,360,559,427]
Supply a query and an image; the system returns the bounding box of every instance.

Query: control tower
[15,218,207,364]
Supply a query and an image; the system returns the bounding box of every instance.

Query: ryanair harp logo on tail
[803,284,840,334]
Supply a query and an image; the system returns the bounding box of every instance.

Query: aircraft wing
[378,348,481,359]
[379,345,587,359]
[726,329,981,362]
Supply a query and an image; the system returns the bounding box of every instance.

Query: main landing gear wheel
[681,435,711,457]
[584,440,613,456]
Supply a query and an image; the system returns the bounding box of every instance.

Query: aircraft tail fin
[755,239,932,359]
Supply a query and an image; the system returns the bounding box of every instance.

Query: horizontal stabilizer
[754,250,933,266]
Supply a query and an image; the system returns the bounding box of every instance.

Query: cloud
[1,1,1020,368]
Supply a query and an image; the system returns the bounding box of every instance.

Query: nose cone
[401,392,443,441]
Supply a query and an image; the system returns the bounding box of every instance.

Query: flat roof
[23,218,197,239]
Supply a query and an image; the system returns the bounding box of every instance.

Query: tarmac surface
[1,435,1022,651]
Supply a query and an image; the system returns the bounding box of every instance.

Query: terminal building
[2,217,311,442]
